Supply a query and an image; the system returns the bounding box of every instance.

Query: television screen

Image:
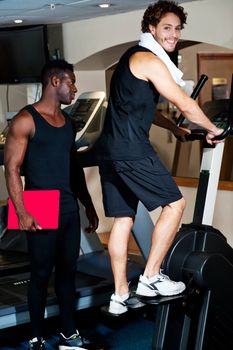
[0,25,49,84]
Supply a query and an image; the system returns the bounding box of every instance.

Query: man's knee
[177,197,186,212]
[169,197,186,215]
[114,216,135,230]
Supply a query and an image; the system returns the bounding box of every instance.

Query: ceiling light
[50,3,56,10]
[14,19,23,24]
[98,3,111,8]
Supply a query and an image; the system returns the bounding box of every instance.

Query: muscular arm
[4,111,41,231]
[130,52,223,144]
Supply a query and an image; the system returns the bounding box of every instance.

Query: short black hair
[141,0,187,32]
[41,59,74,88]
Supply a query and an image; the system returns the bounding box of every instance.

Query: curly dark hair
[41,59,74,88]
[141,0,187,32]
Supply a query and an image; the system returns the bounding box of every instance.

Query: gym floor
[0,305,155,350]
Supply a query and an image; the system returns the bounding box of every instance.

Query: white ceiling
[0,0,198,27]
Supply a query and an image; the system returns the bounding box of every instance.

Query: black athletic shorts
[99,154,182,217]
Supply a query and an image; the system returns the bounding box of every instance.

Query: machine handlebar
[176,74,233,142]
[184,127,229,142]
[176,74,208,127]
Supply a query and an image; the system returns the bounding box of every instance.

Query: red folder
[7,190,60,230]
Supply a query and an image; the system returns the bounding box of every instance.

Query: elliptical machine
[144,75,233,350]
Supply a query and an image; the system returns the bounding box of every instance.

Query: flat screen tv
[0,25,49,84]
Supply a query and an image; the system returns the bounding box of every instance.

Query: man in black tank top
[4,60,99,350]
[95,0,224,315]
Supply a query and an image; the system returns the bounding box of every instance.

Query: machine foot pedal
[138,293,185,305]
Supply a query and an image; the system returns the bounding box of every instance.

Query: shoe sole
[159,287,186,296]
[59,346,87,350]
[126,301,145,309]
[101,305,128,317]
[127,303,145,309]
[109,298,146,313]
[108,307,128,315]
[136,286,186,297]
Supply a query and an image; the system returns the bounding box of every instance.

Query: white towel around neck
[139,32,185,87]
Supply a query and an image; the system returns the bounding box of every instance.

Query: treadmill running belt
[0,250,29,277]
[0,271,111,317]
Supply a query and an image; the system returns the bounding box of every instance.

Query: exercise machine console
[65,91,106,152]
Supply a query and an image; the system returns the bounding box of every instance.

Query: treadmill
[0,91,145,329]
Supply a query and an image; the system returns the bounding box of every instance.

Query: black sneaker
[28,337,46,350]
[58,331,104,350]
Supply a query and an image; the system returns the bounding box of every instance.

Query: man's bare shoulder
[130,51,167,75]
[9,108,34,136]
[130,51,167,80]
[131,50,162,63]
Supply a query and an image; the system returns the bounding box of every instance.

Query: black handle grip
[185,131,206,141]
[176,74,209,127]
[212,125,231,140]
[184,125,230,142]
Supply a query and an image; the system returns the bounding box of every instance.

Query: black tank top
[23,105,78,214]
[95,45,160,160]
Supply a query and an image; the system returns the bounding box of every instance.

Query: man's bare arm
[4,111,41,230]
[130,52,224,144]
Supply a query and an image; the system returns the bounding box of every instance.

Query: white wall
[62,10,142,64]
[75,70,106,97]
[182,0,233,49]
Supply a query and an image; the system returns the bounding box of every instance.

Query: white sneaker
[108,293,145,315]
[136,271,186,297]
